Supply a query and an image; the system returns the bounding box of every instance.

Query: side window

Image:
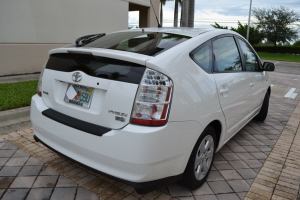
[190,41,212,73]
[213,37,242,72]
[237,38,260,71]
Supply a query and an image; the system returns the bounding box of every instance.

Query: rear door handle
[220,88,229,94]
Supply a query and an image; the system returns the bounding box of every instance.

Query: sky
[128,0,300,29]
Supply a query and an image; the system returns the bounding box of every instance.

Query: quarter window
[237,39,260,71]
[213,37,242,72]
[190,41,212,73]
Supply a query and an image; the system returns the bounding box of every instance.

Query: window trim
[189,40,213,73]
[211,34,244,73]
[234,36,263,72]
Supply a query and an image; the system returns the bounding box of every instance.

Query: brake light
[131,69,173,126]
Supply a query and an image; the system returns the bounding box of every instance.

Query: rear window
[82,32,191,56]
[46,53,146,84]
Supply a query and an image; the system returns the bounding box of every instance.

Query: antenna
[150,0,161,28]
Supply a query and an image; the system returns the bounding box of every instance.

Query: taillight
[131,68,173,126]
[37,63,46,97]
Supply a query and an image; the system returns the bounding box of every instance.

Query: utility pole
[246,0,253,41]
[181,0,189,27]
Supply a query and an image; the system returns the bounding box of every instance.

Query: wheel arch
[207,120,222,149]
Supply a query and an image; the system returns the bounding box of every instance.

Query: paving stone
[0,158,9,166]
[32,175,58,188]
[12,149,30,157]
[50,188,76,200]
[237,169,257,179]
[219,146,233,153]
[56,175,78,187]
[219,170,243,180]
[194,195,218,200]
[236,192,247,199]
[75,187,99,200]
[0,150,17,158]
[213,161,233,170]
[10,176,36,188]
[0,166,22,176]
[220,153,240,161]
[236,153,256,160]
[206,171,224,181]
[228,160,250,169]
[39,165,59,176]
[167,184,192,197]
[0,142,18,150]
[18,165,43,176]
[123,195,139,200]
[5,157,29,166]
[26,188,53,200]
[191,182,213,196]
[0,177,15,188]
[243,145,260,152]
[1,189,29,200]
[227,179,250,193]
[251,152,268,160]
[207,180,233,194]
[25,157,44,166]
[214,153,225,161]
[243,159,263,168]
[216,193,240,200]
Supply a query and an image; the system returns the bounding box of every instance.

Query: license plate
[64,84,94,108]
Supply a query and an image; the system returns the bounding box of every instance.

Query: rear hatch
[41,48,151,129]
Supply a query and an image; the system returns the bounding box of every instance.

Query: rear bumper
[30,94,204,190]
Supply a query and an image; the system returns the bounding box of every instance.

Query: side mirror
[262,62,275,71]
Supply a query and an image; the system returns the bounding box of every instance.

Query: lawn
[257,52,300,63]
[0,80,38,111]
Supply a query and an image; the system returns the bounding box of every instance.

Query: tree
[211,22,228,29]
[211,22,263,45]
[160,0,167,27]
[231,22,263,46]
[174,0,182,27]
[294,40,300,46]
[253,6,300,47]
[188,0,195,27]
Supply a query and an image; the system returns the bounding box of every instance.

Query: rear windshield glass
[83,32,191,56]
[46,53,145,84]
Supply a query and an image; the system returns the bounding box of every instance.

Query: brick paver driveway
[0,96,299,200]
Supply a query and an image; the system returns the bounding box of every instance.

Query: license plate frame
[64,84,94,108]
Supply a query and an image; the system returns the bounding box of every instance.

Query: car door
[212,36,252,139]
[236,37,267,111]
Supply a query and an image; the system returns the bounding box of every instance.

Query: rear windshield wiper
[75,33,105,47]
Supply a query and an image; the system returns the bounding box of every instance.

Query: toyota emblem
[72,72,82,82]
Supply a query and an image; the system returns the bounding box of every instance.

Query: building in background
[0,0,159,76]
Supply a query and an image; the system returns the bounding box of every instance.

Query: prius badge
[109,109,128,122]
[72,72,82,82]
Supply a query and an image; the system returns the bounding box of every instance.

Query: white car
[31,28,274,193]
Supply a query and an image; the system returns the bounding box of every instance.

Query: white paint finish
[31,94,202,182]
[0,0,128,43]
[42,69,139,129]
[30,28,272,186]
[284,88,296,98]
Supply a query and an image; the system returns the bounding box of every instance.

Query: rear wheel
[254,91,270,121]
[182,126,216,189]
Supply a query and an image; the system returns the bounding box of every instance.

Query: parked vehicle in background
[30,27,275,193]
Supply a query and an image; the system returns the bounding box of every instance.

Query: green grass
[257,52,300,62]
[0,80,38,111]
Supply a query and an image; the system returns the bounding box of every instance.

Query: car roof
[119,27,216,37]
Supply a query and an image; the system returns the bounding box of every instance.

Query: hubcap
[194,135,214,180]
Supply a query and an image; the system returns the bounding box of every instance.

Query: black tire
[182,126,216,190]
[254,91,270,121]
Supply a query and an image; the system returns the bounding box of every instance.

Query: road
[264,60,300,100]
